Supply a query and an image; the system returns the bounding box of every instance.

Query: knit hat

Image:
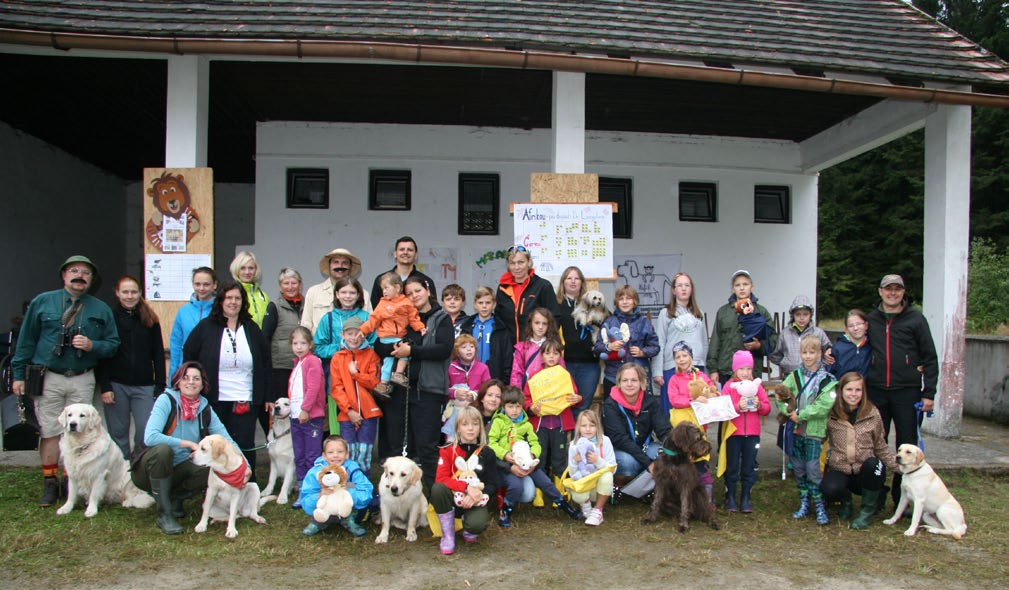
[342,317,364,332]
[671,341,693,357]
[731,350,754,372]
[318,248,362,279]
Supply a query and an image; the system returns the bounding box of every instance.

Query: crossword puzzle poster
[513,203,613,278]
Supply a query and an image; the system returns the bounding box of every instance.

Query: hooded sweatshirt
[768,294,831,374]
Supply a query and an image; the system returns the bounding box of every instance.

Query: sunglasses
[507,245,528,255]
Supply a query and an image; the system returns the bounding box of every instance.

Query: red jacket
[330,346,383,422]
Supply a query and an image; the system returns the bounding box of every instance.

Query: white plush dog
[259,397,295,504]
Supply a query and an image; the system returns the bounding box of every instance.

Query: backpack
[130,393,211,469]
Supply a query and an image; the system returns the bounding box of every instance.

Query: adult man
[301,248,371,332]
[369,236,437,310]
[11,255,120,506]
[866,273,939,506]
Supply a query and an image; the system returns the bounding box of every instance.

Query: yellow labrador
[259,397,295,504]
[56,403,154,517]
[192,434,266,538]
[883,444,967,539]
[375,456,428,544]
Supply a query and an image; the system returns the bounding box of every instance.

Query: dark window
[599,177,633,239]
[286,168,329,209]
[369,170,411,210]
[754,185,791,224]
[458,173,500,235]
[679,182,717,222]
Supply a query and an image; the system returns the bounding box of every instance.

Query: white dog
[883,444,967,539]
[259,397,295,504]
[375,456,428,544]
[192,434,267,538]
[511,440,540,471]
[56,403,154,517]
[571,290,609,341]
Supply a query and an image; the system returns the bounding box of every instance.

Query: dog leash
[914,401,934,451]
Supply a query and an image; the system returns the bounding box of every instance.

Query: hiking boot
[39,477,60,507]
[554,497,583,520]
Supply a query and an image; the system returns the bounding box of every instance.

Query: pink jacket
[509,340,566,388]
[667,369,715,409]
[447,360,491,399]
[290,354,326,419]
[721,378,770,436]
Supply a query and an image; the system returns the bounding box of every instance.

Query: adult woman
[556,266,601,417]
[183,281,272,478]
[169,267,217,378]
[97,275,166,459]
[132,361,243,535]
[820,371,898,529]
[472,378,505,432]
[495,246,560,370]
[262,267,304,404]
[230,251,270,327]
[652,272,708,413]
[600,363,671,482]
[386,276,453,489]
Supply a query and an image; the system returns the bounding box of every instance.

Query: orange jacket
[330,346,383,422]
[359,294,426,339]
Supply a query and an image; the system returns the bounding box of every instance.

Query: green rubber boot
[851,488,881,530]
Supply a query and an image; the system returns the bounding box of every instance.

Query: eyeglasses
[506,245,528,255]
[66,267,93,276]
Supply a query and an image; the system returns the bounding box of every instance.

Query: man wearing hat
[866,273,939,507]
[369,236,437,310]
[301,248,372,332]
[11,255,120,506]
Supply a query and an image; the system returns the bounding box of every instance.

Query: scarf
[179,395,201,421]
[283,293,303,305]
[610,386,644,416]
[216,463,250,489]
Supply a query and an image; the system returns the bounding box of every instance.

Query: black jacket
[557,297,598,364]
[495,273,560,377]
[601,392,671,468]
[867,304,939,399]
[458,314,512,381]
[97,304,166,393]
[370,266,437,310]
[183,316,272,405]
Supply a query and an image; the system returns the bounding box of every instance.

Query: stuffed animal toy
[731,378,763,413]
[771,383,795,425]
[599,322,631,362]
[734,297,755,315]
[452,455,490,507]
[687,379,719,401]
[313,464,353,522]
[571,437,599,480]
[510,440,540,472]
[572,290,610,341]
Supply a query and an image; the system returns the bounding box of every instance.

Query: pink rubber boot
[437,512,456,555]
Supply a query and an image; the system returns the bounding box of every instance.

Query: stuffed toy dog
[771,384,795,425]
[313,464,353,522]
[571,437,599,480]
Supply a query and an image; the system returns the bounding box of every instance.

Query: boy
[487,385,582,527]
[776,333,837,525]
[459,286,510,381]
[769,294,832,375]
[330,317,382,471]
[440,284,468,339]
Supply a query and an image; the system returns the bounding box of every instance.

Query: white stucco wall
[249,122,819,326]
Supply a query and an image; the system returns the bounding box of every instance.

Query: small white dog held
[191,434,267,538]
[883,444,967,539]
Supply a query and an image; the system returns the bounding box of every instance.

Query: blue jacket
[169,294,214,378]
[299,456,374,513]
[143,388,238,467]
[593,307,660,381]
[828,333,872,378]
[313,308,374,361]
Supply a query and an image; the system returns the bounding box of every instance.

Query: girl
[431,406,499,555]
[97,275,166,459]
[556,266,601,419]
[300,435,374,537]
[664,341,717,505]
[444,334,491,442]
[706,269,776,387]
[169,266,217,377]
[359,272,427,395]
[230,251,270,328]
[567,409,616,526]
[717,350,770,513]
[329,317,382,473]
[652,272,708,414]
[313,277,372,432]
[593,285,659,394]
[509,307,562,389]
[472,378,505,432]
[828,309,872,378]
[523,338,581,478]
[288,326,326,497]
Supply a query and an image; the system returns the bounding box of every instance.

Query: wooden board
[529,173,601,289]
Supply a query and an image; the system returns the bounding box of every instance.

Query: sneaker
[39,477,60,507]
[302,522,322,536]
[585,508,604,526]
[373,382,393,400]
[391,372,409,387]
[580,501,593,518]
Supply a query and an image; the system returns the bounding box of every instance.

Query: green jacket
[777,369,837,440]
[488,410,541,460]
[705,298,776,379]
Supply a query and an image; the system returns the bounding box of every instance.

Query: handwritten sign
[513,203,613,279]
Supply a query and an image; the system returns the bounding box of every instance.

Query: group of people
[10,244,938,550]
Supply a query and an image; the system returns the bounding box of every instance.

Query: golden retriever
[883,444,967,539]
[56,403,154,517]
[259,397,295,504]
[375,456,428,544]
[192,434,267,538]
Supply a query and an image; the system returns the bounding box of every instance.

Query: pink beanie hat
[732,350,754,372]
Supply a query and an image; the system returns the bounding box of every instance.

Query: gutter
[4,30,1009,109]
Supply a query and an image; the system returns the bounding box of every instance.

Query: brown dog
[642,423,720,533]
[771,384,795,425]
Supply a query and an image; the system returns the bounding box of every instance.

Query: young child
[359,272,426,395]
[329,317,382,472]
[828,309,871,378]
[777,334,838,525]
[567,409,616,526]
[593,284,659,393]
[665,341,717,505]
[441,283,469,339]
[488,386,582,527]
[288,327,327,505]
[717,350,770,513]
[443,334,491,442]
[706,270,777,387]
[509,307,562,389]
[299,435,374,537]
[431,406,499,555]
[523,339,581,479]
[768,295,832,375]
[459,286,510,381]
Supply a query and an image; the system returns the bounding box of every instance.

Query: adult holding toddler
[652,272,708,414]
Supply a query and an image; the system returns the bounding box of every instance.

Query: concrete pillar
[921,103,971,438]
[551,71,585,173]
[165,55,209,167]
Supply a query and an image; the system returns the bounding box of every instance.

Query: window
[599,177,633,239]
[458,173,500,235]
[754,185,791,223]
[679,182,717,222]
[369,170,411,210]
[285,168,329,209]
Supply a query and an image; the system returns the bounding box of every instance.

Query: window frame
[368,169,412,211]
[678,181,718,222]
[754,185,791,224]
[599,176,633,239]
[457,172,500,235]
[285,168,329,209]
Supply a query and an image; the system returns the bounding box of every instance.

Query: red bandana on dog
[215,464,250,489]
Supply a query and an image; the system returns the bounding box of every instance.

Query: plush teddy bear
[731,378,763,413]
[510,440,540,472]
[452,455,490,508]
[771,383,796,424]
[687,378,719,401]
[313,464,353,522]
[599,322,631,362]
[571,437,599,480]
[734,297,755,315]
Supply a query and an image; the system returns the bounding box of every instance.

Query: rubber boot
[340,510,367,537]
[838,492,853,520]
[740,484,753,513]
[851,488,881,530]
[874,485,890,515]
[498,502,513,528]
[814,496,829,525]
[170,489,200,519]
[553,497,583,520]
[437,512,456,554]
[792,492,810,519]
[532,487,545,507]
[704,484,715,509]
[725,482,738,513]
[150,477,183,535]
[461,530,479,543]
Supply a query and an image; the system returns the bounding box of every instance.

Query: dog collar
[659,446,680,458]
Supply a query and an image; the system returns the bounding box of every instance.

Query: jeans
[724,435,759,487]
[504,466,562,505]
[567,361,602,419]
[104,382,155,460]
[614,442,660,477]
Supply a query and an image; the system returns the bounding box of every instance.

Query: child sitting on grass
[299,435,374,537]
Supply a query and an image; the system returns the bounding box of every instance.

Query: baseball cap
[880,274,905,289]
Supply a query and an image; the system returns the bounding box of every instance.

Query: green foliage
[967,237,1009,332]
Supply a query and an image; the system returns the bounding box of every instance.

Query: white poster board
[145,253,212,302]
[513,203,613,279]
[614,254,683,317]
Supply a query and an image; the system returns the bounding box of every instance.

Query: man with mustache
[11,255,120,506]
[301,248,371,332]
